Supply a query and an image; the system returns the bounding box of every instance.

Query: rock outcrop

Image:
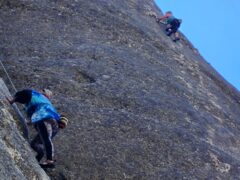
[0,78,49,179]
[1,0,240,179]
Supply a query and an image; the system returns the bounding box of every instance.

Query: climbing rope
[0,58,29,141]
[0,59,17,92]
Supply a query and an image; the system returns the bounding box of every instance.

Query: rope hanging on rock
[0,60,17,92]
[0,58,29,141]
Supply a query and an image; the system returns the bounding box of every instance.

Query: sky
[155,0,240,91]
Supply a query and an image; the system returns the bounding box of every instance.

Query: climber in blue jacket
[8,89,60,169]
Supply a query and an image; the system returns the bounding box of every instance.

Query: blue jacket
[25,90,60,123]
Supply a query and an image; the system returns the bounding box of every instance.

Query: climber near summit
[7,89,60,169]
[157,11,182,42]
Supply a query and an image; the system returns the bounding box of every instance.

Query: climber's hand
[6,97,15,104]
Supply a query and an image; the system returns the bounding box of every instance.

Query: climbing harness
[0,58,29,141]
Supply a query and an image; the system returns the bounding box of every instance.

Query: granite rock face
[1,0,240,179]
[0,79,49,180]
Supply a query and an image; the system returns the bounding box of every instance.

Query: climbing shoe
[36,154,44,162]
[40,162,55,169]
[166,31,172,36]
[173,38,180,42]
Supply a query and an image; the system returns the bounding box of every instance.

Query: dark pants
[31,119,58,162]
[166,19,180,35]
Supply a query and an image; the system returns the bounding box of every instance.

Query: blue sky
[155,0,240,90]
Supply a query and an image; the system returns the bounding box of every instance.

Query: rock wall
[0,78,49,179]
[1,0,240,179]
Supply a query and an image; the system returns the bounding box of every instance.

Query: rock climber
[157,11,174,24]
[7,89,61,169]
[157,11,182,42]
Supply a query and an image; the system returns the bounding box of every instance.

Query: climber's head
[166,11,172,16]
[42,88,53,99]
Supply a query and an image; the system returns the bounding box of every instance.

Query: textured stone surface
[0,78,49,180]
[1,0,240,179]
